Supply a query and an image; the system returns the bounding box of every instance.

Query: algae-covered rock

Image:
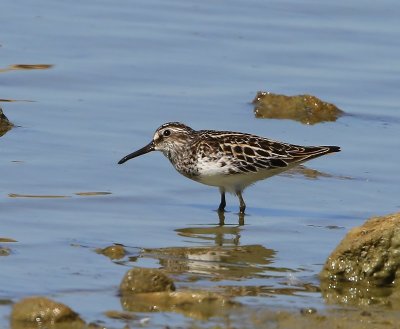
[252,91,343,125]
[119,268,239,320]
[0,107,13,137]
[320,212,400,286]
[320,213,400,306]
[10,297,85,328]
[96,244,126,260]
[0,237,17,243]
[120,268,175,294]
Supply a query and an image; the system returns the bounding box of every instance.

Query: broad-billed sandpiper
[118,122,340,214]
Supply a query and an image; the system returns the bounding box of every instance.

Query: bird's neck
[163,142,199,177]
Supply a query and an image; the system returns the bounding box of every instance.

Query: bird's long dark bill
[118,141,155,164]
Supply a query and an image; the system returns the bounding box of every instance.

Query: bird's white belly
[188,159,288,193]
[194,170,281,193]
[174,154,295,193]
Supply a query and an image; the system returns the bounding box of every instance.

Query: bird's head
[118,122,195,164]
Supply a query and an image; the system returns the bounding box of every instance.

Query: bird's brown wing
[195,131,338,174]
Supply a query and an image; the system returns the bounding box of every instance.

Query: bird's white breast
[189,156,285,193]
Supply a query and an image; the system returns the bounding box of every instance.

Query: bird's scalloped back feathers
[194,130,340,174]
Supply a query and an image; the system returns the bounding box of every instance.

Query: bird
[118,122,340,214]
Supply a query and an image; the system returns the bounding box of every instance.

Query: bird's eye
[163,129,171,137]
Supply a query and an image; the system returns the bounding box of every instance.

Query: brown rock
[96,244,126,260]
[0,107,13,137]
[120,268,175,294]
[320,213,400,306]
[252,91,343,125]
[320,213,400,286]
[10,297,84,327]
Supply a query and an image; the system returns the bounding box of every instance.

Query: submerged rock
[0,247,11,256]
[96,244,126,260]
[252,91,343,125]
[10,296,85,328]
[0,107,13,137]
[120,268,175,294]
[119,267,237,319]
[320,212,400,306]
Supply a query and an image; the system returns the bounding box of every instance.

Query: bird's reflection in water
[139,211,276,280]
[142,243,276,280]
[176,213,243,246]
[109,210,319,320]
[216,210,245,227]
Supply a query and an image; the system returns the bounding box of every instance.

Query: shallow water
[1,0,400,327]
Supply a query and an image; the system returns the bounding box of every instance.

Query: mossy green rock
[320,213,400,286]
[96,244,126,260]
[252,91,343,125]
[11,297,84,326]
[120,268,175,294]
[0,107,13,137]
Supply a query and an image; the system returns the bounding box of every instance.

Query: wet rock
[96,244,126,260]
[120,268,175,294]
[8,64,53,70]
[0,237,17,242]
[320,212,400,286]
[0,107,14,137]
[320,213,400,306]
[300,307,317,315]
[0,64,53,72]
[252,91,343,125]
[119,267,237,320]
[10,296,85,328]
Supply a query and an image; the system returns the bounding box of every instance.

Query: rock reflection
[252,91,344,125]
[320,281,400,307]
[119,267,239,320]
[222,283,320,298]
[120,290,239,320]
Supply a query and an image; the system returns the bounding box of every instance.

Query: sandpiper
[118,122,340,214]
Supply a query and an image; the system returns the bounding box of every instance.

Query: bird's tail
[290,145,340,163]
[325,145,341,153]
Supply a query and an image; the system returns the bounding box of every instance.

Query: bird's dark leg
[218,189,226,213]
[237,191,246,214]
